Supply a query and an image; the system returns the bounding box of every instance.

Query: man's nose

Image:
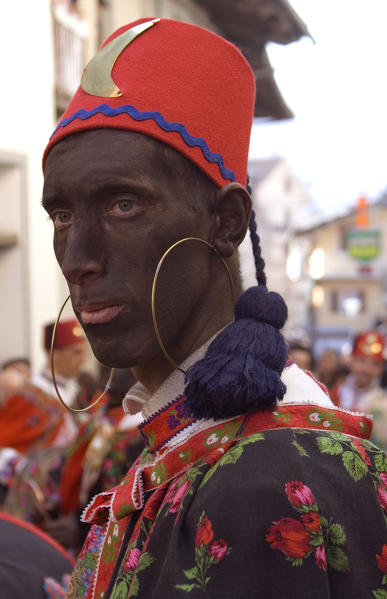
[60,223,104,285]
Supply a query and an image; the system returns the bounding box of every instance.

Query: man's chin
[86,331,155,369]
[89,344,134,369]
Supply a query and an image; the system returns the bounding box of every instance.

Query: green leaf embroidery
[317,436,343,456]
[175,583,197,592]
[326,546,349,571]
[115,501,134,520]
[320,515,329,528]
[103,535,121,563]
[342,450,368,481]
[296,503,318,514]
[328,523,346,545]
[83,552,97,570]
[292,439,309,457]
[181,463,204,484]
[290,558,304,567]
[239,432,265,446]
[110,579,129,599]
[383,574,387,585]
[136,552,156,573]
[74,576,86,597]
[199,434,264,489]
[183,567,199,581]
[178,449,193,464]
[372,589,387,599]
[327,431,351,442]
[219,444,244,465]
[306,408,343,431]
[362,439,377,451]
[309,534,324,547]
[151,462,168,484]
[144,430,156,449]
[273,410,292,423]
[375,452,387,473]
[130,575,140,597]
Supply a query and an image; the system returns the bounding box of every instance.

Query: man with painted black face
[42,18,386,599]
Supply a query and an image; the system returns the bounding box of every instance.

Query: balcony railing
[53,4,87,116]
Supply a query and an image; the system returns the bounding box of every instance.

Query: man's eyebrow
[41,194,67,210]
[86,178,156,196]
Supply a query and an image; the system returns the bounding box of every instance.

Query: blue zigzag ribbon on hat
[50,104,236,182]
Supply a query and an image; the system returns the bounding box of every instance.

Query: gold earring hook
[50,295,114,413]
[151,237,235,374]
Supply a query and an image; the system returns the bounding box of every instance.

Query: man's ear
[213,183,251,258]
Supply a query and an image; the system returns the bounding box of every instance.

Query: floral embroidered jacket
[66,380,387,599]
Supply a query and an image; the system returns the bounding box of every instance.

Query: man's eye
[117,199,134,212]
[108,197,142,217]
[52,211,73,229]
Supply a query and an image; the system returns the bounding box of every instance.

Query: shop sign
[346,229,380,261]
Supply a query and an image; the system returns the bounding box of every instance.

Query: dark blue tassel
[184,286,288,420]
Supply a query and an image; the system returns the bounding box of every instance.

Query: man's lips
[78,303,125,324]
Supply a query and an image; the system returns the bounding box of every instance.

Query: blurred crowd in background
[289,330,387,451]
[0,319,144,556]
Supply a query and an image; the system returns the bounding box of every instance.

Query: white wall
[0,156,29,363]
[0,1,64,371]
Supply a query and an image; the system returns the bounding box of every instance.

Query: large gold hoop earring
[151,237,235,374]
[50,295,114,413]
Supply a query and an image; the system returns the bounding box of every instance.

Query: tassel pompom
[185,295,288,420]
[235,286,287,329]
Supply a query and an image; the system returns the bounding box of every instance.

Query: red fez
[43,18,255,188]
[44,319,85,351]
[352,331,385,362]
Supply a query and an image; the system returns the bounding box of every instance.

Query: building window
[53,0,87,118]
[338,220,356,251]
[330,289,365,317]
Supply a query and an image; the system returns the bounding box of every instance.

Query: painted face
[42,130,215,367]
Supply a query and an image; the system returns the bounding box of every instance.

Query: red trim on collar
[84,401,372,526]
[139,395,194,452]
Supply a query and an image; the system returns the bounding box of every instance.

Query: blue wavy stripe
[50,104,236,182]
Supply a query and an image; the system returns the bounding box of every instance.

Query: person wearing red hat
[42,18,386,599]
[331,331,387,451]
[331,331,386,412]
[32,319,87,411]
[0,319,86,454]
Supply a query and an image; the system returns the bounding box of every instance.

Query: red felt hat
[44,318,85,351]
[43,18,255,188]
[352,331,385,362]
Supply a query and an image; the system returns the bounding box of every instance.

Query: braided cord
[247,178,267,288]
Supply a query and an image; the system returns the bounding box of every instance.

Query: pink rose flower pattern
[267,481,348,572]
[377,485,387,510]
[380,472,387,488]
[170,479,190,513]
[315,545,327,571]
[208,539,228,561]
[285,481,315,508]
[123,548,141,572]
[162,474,192,520]
[177,511,231,592]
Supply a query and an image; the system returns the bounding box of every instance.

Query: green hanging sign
[346,229,380,261]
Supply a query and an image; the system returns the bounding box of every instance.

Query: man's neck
[132,311,229,395]
[132,269,236,395]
